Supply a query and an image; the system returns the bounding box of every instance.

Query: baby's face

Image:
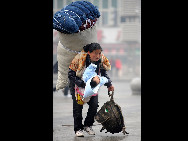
[93,76,100,84]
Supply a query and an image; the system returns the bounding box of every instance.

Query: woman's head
[83,43,103,62]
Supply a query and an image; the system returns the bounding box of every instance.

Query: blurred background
[53,0,141,81]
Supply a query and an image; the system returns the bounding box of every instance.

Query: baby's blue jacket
[83,63,108,98]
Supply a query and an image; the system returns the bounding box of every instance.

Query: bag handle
[108,90,114,101]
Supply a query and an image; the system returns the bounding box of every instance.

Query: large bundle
[95,91,129,135]
[53,1,100,34]
[53,1,100,90]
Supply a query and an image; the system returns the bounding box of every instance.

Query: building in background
[53,0,141,78]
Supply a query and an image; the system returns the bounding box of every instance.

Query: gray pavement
[53,75,141,141]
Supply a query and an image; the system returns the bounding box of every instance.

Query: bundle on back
[53,1,100,90]
[53,1,100,34]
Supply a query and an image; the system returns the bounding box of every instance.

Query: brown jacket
[69,50,111,78]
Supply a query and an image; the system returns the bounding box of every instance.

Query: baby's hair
[83,43,103,53]
[90,77,98,88]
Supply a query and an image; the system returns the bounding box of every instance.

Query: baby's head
[90,76,100,89]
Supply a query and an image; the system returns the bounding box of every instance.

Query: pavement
[53,74,141,141]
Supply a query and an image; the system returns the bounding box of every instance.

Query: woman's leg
[69,83,84,133]
[84,95,99,127]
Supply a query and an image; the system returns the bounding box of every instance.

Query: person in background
[53,61,69,96]
[115,58,122,78]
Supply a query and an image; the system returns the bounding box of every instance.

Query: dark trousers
[69,83,99,132]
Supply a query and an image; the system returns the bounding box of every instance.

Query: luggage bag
[95,91,129,135]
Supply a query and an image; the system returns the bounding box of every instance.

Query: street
[53,77,141,141]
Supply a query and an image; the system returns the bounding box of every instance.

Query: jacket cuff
[75,79,86,88]
[104,80,112,88]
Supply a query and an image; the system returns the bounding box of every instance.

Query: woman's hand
[108,85,114,92]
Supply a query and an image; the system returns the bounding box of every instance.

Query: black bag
[95,91,129,135]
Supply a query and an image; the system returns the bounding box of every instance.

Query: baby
[82,63,108,103]
[90,75,100,88]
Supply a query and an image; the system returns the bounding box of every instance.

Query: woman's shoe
[84,126,95,135]
[75,129,84,137]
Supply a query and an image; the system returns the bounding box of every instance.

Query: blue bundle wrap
[62,5,87,22]
[63,10,82,27]
[83,1,100,18]
[72,1,93,20]
[75,1,95,20]
[53,11,79,33]
[53,0,100,34]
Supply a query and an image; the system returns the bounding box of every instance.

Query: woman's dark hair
[83,43,103,53]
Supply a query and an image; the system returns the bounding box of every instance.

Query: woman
[68,43,114,137]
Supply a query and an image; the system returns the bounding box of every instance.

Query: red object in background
[115,59,122,69]
[111,49,116,54]
[116,30,121,41]
[119,48,124,55]
[97,30,103,42]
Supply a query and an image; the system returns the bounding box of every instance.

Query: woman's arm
[68,52,86,88]
[68,69,86,88]
[100,69,114,91]
[100,69,112,88]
